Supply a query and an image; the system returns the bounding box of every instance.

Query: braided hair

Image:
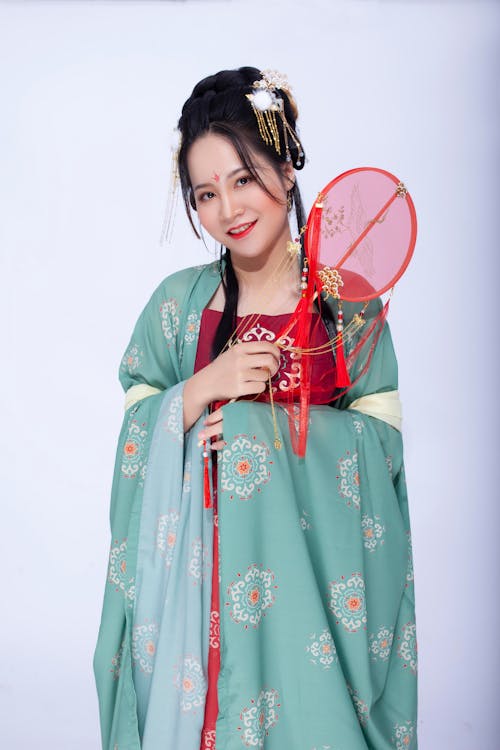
[177,66,307,359]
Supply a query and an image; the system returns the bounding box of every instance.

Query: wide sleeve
[93,275,187,750]
[332,297,415,616]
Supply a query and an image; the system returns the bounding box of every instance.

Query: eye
[236,175,252,187]
[199,190,216,202]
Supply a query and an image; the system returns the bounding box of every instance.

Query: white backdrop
[1,1,498,748]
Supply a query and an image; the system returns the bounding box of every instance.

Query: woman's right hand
[204,340,281,401]
[182,341,281,432]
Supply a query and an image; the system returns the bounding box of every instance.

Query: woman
[93,67,418,750]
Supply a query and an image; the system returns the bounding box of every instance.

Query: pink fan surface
[305,167,417,301]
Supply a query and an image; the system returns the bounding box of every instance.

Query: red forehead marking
[212,172,220,182]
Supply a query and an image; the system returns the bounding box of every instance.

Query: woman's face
[187,132,294,267]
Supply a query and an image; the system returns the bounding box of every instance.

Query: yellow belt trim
[347,389,402,431]
[124,383,162,411]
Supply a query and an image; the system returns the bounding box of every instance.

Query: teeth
[229,222,253,235]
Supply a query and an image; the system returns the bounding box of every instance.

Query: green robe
[93,260,418,750]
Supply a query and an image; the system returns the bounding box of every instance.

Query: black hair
[176,66,314,358]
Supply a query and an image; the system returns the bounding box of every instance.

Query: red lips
[227,220,257,239]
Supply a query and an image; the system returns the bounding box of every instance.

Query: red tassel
[335,308,351,387]
[203,440,212,508]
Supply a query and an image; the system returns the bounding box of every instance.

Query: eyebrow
[193,167,248,192]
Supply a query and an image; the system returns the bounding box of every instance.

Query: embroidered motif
[184,311,201,345]
[239,325,301,393]
[120,342,143,374]
[336,450,360,509]
[300,508,312,531]
[328,572,367,632]
[173,655,207,712]
[125,582,135,607]
[132,622,158,674]
[221,434,272,500]
[361,513,385,552]
[163,394,183,443]
[107,538,136,606]
[238,687,280,747]
[160,298,180,346]
[188,537,211,584]
[406,531,414,585]
[226,563,277,629]
[156,510,180,567]
[397,622,418,674]
[183,460,192,494]
[352,417,364,434]
[209,610,220,649]
[347,683,369,726]
[369,625,394,662]
[386,455,393,479]
[107,538,129,593]
[110,639,125,680]
[392,720,416,749]
[201,729,216,750]
[306,629,338,669]
[121,417,148,479]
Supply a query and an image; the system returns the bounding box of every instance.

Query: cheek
[196,203,216,228]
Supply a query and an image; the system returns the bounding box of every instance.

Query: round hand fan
[275,167,417,456]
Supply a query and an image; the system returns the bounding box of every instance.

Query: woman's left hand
[198,406,225,451]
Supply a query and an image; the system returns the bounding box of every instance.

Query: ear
[281,161,296,189]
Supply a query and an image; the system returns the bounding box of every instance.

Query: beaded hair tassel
[246,69,304,167]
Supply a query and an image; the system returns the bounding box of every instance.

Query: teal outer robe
[93,260,418,750]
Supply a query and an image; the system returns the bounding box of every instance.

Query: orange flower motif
[124,441,137,456]
[322,643,331,654]
[167,532,176,547]
[145,640,155,656]
[248,587,260,605]
[364,528,373,538]
[120,560,127,574]
[347,596,361,611]
[236,459,251,476]
[183,677,193,692]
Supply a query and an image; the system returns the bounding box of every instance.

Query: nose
[219,189,243,224]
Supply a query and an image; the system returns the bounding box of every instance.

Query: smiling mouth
[227,220,257,238]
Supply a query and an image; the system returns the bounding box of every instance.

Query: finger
[198,423,223,442]
[245,367,272,383]
[204,407,223,425]
[246,353,281,376]
[211,439,226,451]
[237,341,281,359]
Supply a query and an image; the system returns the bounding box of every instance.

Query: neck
[228,227,301,315]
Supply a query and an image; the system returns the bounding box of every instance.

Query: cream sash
[347,389,402,431]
